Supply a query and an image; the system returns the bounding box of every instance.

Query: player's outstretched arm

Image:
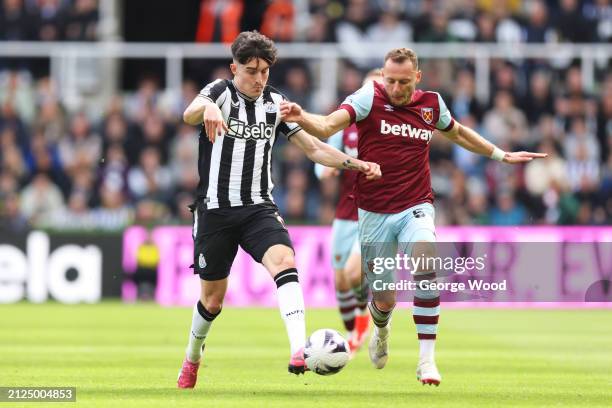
[183,96,228,143]
[441,122,547,164]
[280,101,351,140]
[290,130,381,180]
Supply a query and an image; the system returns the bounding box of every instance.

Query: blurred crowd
[0,0,610,231]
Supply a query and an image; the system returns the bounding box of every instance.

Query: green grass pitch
[1,303,611,407]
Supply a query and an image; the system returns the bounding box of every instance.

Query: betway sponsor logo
[380,119,433,143]
[227,117,274,140]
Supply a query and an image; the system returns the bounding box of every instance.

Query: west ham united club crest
[421,107,434,124]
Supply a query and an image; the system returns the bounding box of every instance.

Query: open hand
[503,151,548,164]
[203,104,228,143]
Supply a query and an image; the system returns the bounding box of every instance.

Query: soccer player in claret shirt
[314,69,383,355]
[281,48,546,385]
[177,31,381,389]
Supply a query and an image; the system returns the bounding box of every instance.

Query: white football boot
[416,359,441,386]
[368,325,389,369]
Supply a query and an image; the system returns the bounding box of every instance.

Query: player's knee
[272,252,296,272]
[201,295,224,314]
[375,299,396,312]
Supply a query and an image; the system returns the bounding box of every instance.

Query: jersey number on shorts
[413,209,426,218]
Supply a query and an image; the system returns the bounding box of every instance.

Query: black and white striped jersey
[196,79,301,210]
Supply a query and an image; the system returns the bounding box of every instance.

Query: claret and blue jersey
[339,80,455,214]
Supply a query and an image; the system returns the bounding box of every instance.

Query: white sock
[185,301,219,363]
[275,269,306,356]
[419,339,435,362]
[375,324,389,339]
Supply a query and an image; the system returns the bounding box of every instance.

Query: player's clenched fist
[279,101,303,122]
[203,104,228,143]
[361,161,382,180]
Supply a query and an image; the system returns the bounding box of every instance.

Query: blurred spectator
[521,69,555,125]
[305,11,335,42]
[90,184,132,229]
[0,0,32,41]
[195,0,242,43]
[448,0,479,41]
[127,146,173,201]
[450,68,484,121]
[0,191,28,231]
[335,0,373,68]
[596,76,612,163]
[169,123,199,194]
[420,9,456,42]
[31,0,67,42]
[57,111,102,172]
[20,172,65,224]
[489,190,528,225]
[125,75,162,122]
[483,90,528,148]
[279,65,314,112]
[475,11,497,42]
[366,10,412,43]
[584,0,612,43]
[63,0,98,41]
[260,0,295,42]
[554,0,594,42]
[523,0,554,43]
[0,71,35,123]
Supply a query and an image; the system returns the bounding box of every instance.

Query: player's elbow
[183,109,199,126]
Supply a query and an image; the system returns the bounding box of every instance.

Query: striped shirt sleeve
[198,79,229,107]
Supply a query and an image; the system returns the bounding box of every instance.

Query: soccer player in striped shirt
[281,48,546,386]
[176,31,381,388]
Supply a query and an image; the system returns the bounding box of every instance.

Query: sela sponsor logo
[0,231,102,304]
[227,117,274,140]
[380,119,433,143]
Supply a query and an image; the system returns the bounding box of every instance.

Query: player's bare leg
[346,252,370,352]
[412,240,441,386]
[178,278,227,388]
[262,244,307,375]
[368,290,395,369]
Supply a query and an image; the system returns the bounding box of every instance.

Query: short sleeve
[198,79,228,106]
[339,81,375,124]
[435,92,455,131]
[276,93,302,139]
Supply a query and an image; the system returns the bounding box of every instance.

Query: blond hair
[384,48,418,69]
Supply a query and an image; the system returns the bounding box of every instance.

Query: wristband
[490,147,505,162]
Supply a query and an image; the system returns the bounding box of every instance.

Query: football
[304,329,350,375]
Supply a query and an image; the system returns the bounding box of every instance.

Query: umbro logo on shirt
[384,104,394,112]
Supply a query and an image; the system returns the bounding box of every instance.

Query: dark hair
[231,31,278,66]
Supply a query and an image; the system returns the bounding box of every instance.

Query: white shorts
[331,218,360,270]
